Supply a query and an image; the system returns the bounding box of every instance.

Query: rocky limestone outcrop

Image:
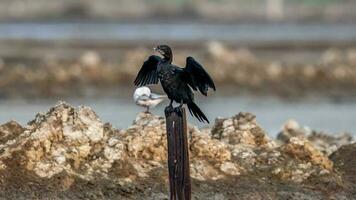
[0,102,354,199]
[277,119,353,155]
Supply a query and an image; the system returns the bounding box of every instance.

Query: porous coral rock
[210,113,334,183]
[0,102,114,179]
[0,103,351,199]
[277,119,353,155]
[280,136,333,170]
[124,112,167,161]
[211,112,274,148]
[307,132,353,156]
[190,131,231,162]
[0,121,24,144]
[276,119,306,143]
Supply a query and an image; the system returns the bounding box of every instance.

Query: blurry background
[0,0,355,136]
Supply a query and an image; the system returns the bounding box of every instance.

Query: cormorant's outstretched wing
[183,56,216,96]
[134,55,161,86]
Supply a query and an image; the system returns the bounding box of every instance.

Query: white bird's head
[133,86,151,102]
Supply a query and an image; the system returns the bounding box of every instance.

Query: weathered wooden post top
[165,107,191,200]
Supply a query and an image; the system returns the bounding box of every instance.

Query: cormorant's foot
[173,106,183,116]
[164,105,174,116]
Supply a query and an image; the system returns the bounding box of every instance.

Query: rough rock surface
[277,119,353,155]
[330,143,356,193]
[0,102,354,199]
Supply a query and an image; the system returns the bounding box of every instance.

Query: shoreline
[0,45,356,98]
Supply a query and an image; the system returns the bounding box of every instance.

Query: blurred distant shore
[0,42,355,99]
[1,0,356,99]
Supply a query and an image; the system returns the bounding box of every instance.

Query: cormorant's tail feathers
[187,102,209,123]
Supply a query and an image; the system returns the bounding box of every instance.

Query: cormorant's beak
[154,47,164,55]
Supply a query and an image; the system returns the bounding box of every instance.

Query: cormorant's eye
[158,49,165,54]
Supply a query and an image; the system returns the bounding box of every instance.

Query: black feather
[183,56,216,96]
[187,102,209,123]
[134,55,161,86]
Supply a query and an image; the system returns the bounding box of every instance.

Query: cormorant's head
[154,45,172,61]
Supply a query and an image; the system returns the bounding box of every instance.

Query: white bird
[133,86,166,113]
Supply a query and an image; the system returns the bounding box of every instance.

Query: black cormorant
[134,45,215,123]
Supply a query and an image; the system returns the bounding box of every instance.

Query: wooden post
[165,107,191,200]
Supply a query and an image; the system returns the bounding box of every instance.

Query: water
[0,96,355,138]
[0,22,356,43]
